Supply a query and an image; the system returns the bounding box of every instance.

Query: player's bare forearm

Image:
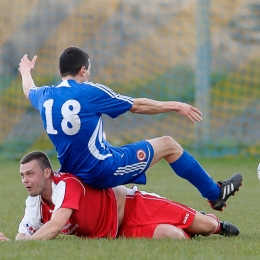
[28,208,72,240]
[15,221,62,241]
[130,98,203,123]
[130,98,177,114]
[21,71,36,98]
[31,221,62,240]
[18,54,37,98]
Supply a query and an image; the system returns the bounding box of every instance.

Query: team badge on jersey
[24,223,37,235]
[137,149,146,161]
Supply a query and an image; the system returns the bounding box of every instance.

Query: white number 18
[43,99,81,135]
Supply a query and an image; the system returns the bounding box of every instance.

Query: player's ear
[79,66,86,76]
[79,66,88,77]
[44,167,52,178]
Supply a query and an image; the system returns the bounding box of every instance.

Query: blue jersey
[29,80,134,175]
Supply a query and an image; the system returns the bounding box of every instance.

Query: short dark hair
[20,151,52,171]
[59,46,90,77]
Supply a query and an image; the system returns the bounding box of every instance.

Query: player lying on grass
[18,47,243,212]
[0,151,239,242]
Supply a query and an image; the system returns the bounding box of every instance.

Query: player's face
[20,160,49,197]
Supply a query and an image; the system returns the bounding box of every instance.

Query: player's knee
[188,212,219,236]
[205,219,218,234]
[160,136,182,150]
[204,214,219,234]
[200,214,218,234]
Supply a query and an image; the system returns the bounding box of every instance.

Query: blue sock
[169,150,220,200]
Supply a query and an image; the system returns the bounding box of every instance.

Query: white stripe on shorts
[113,162,147,176]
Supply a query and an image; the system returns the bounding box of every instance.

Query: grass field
[0,156,260,260]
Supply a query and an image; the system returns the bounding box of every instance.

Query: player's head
[20,151,53,197]
[59,46,90,77]
[20,151,52,171]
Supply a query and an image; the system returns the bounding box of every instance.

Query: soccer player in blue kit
[18,47,243,211]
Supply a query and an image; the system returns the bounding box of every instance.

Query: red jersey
[18,172,118,238]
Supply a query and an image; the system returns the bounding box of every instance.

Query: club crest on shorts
[137,149,146,161]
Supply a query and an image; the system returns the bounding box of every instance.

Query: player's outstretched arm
[130,98,202,124]
[18,54,37,98]
[16,208,73,241]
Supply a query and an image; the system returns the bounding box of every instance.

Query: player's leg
[184,211,240,237]
[148,136,220,201]
[117,186,236,239]
[147,136,243,211]
[183,211,218,236]
[117,186,196,239]
[153,224,189,239]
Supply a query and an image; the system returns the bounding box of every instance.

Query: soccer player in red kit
[0,151,239,242]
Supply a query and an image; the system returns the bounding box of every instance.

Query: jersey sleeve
[87,83,134,118]
[28,86,46,110]
[17,197,43,236]
[52,177,85,213]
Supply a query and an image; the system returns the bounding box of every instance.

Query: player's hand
[176,102,203,124]
[18,54,37,75]
[0,232,10,242]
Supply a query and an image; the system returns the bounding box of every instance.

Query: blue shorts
[79,140,154,189]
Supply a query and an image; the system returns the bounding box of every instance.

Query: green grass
[1,156,260,260]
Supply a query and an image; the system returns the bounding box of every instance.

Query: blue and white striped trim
[113,161,147,176]
[91,83,134,105]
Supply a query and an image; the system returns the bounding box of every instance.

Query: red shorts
[117,187,196,238]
